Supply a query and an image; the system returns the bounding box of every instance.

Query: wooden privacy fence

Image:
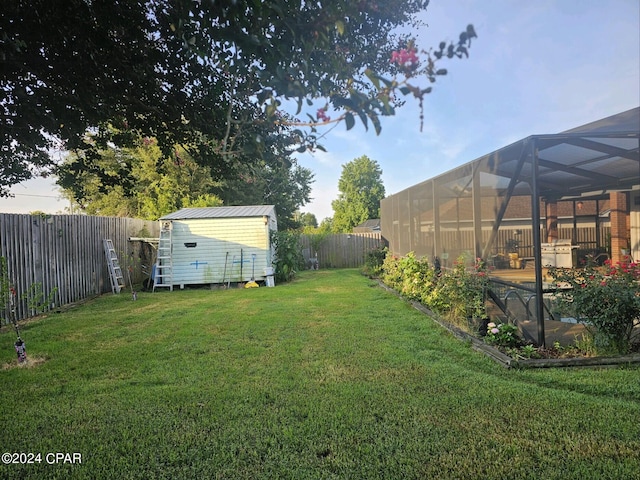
[300,233,385,269]
[0,214,159,323]
[404,226,611,262]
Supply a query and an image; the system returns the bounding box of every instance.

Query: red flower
[316,108,331,122]
[391,47,419,71]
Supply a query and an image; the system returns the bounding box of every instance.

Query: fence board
[0,214,159,323]
[300,233,384,269]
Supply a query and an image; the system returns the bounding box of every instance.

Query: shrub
[361,245,388,278]
[423,255,489,323]
[397,252,437,301]
[381,253,403,290]
[270,231,305,283]
[548,258,640,354]
[380,253,489,331]
[485,322,521,348]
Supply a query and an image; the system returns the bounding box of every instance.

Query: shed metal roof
[160,205,276,220]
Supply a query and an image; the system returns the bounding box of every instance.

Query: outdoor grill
[541,239,578,268]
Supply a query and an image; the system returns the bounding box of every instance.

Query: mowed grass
[1,269,639,479]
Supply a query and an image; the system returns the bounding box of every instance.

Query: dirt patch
[2,355,48,371]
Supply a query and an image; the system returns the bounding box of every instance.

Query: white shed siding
[169,216,273,286]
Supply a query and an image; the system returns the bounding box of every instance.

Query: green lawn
[1,269,639,479]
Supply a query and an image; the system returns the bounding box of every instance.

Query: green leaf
[256,89,272,104]
[378,76,395,88]
[370,113,382,135]
[345,113,355,131]
[336,20,345,36]
[365,69,381,89]
[380,95,394,115]
[265,102,277,118]
[356,110,368,130]
[399,86,411,96]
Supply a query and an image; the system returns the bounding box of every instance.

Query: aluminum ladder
[153,222,173,292]
[103,239,125,294]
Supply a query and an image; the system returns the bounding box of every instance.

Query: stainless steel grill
[541,239,578,268]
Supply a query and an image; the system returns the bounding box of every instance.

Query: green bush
[361,245,388,278]
[402,253,437,301]
[548,258,640,354]
[270,231,305,283]
[422,255,489,322]
[485,322,521,348]
[381,253,403,290]
[381,253,489,331]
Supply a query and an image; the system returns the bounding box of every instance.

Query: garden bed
[377,279,640,369]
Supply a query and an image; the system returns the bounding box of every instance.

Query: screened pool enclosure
[381,108,640,346]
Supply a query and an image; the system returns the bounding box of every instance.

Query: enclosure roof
[160,205,276,220]
[405,107,639,200]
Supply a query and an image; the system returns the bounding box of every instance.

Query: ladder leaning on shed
[103,239,125,294]
[153,222,173,292]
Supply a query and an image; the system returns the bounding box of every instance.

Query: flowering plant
[548,257,640,354]
[390,47,420,73]
[485,322,521,348]
[461,256,490,319]
[425,255,489,321]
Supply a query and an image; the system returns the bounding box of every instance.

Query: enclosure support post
[472,163,483,259]
[408,188,415,253]
[530,138,546,347]
[432,180,441,263]
[481,145,529,259]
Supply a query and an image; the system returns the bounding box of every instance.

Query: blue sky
[2,0,639,218]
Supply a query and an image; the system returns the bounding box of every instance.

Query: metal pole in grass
[127,266,137,301]
[228,255,236,288]
[9,285,27,363]
[222,252,229,288]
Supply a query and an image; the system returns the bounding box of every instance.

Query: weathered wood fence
[399,226,612,261]
[300,233,385,269]
[0,214,159,323]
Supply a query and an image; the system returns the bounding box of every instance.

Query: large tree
[1,0,475,196]
[215,161,314,231]
[331,155,385,233]
[58,132,314,225]
[57,136,224,219]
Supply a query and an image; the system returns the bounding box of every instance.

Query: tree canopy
[1,1,475,197]
[331,155,385,233]
[57,137,224,219]
[57,132,314,227]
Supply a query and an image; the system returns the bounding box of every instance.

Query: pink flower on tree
[391,47,419,72]
[316,108,331,122]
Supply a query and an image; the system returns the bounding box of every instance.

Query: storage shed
[156,205,277,289]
